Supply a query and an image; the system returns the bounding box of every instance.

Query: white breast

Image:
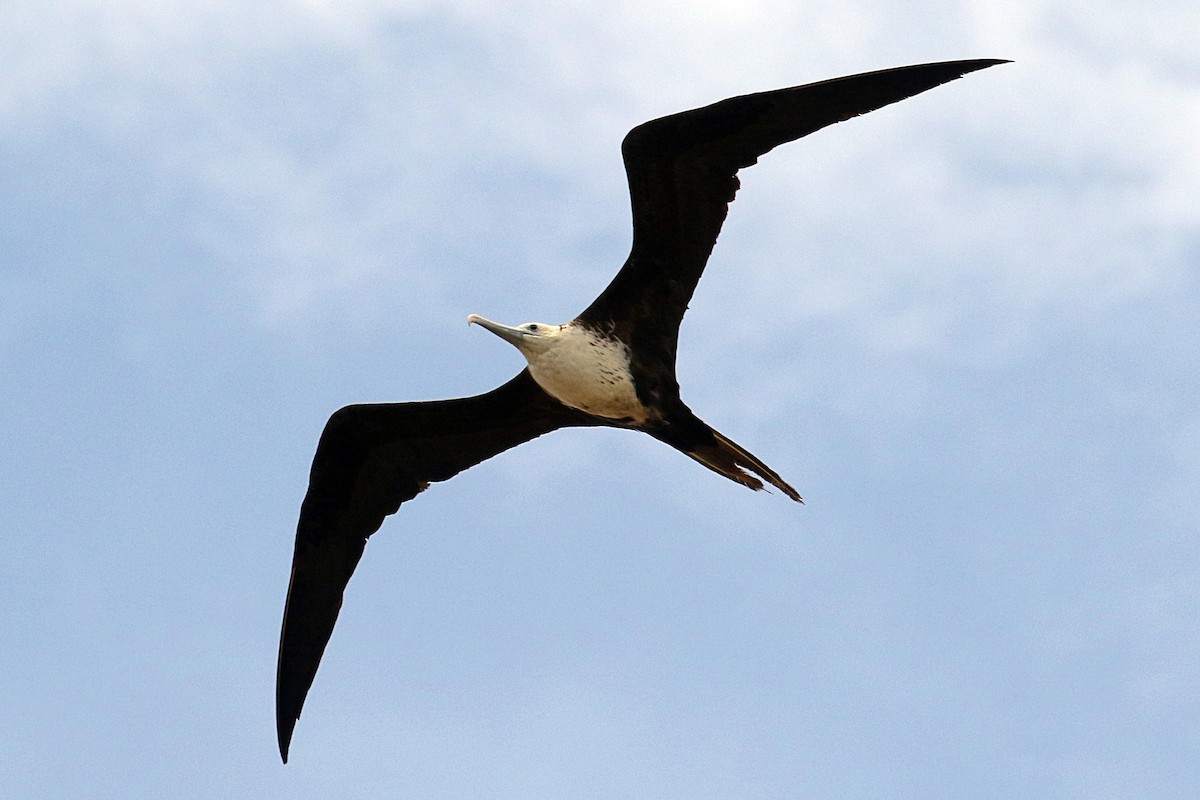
[524,326,647,422]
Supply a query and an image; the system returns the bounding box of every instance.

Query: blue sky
[3,1,1198,797]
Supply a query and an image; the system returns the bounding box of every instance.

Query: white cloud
[5,5,1200,797]
[3,1,1195,361]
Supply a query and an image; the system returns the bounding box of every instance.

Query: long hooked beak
[467,314,528,347]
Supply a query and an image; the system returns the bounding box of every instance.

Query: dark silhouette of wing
[578,59,1007,369]
[276,370,595,761]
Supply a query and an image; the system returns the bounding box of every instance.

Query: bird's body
[276,58,1008,762]
[469,317,649,422]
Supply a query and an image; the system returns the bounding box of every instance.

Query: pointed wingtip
[278,730,291,764]
[277,706,295,763]
[958,58,1013,74]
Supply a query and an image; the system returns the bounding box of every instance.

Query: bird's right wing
[276,369,594,761]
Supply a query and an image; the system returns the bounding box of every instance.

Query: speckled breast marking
[526,327,647,422]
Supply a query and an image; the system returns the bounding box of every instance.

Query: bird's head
[467,314,564,356]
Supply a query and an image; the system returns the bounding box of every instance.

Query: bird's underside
[276,58,1008,762]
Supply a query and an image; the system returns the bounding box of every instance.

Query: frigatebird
[276,58,1007,761]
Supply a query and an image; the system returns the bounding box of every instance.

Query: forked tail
[681,426,802,502]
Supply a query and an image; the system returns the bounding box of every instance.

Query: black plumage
[276,58,1007,762]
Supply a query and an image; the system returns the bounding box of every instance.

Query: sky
[2,1,1198,797]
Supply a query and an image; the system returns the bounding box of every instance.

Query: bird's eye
[527,324,539,332]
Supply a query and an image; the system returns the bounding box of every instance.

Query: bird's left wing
[578,59,1008,367]
[276,369,594,761]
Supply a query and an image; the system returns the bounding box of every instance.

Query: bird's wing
[577,59,1007,366]
[276,369,594,761]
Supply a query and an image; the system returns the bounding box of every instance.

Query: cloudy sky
[3,1,1198,797]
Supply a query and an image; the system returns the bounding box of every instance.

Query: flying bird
[276,58,1007,761]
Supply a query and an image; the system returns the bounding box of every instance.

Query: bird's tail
[682,426,802,502]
